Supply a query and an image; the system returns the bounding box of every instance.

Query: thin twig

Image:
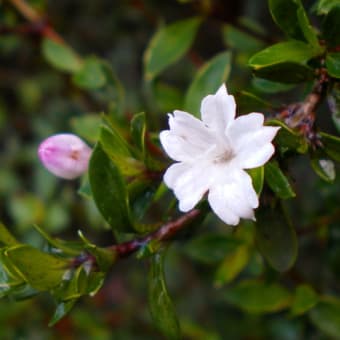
[278,68,329,145]
[8,0,64,43]
[113,209,201,258]
[71,209,201,268]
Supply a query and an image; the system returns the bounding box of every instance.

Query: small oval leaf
[255,203,298,272]
[309,298,340,338]
[291,284,319,317]
[320,131,340,162]
[5,245,68,291]
[214,245,249,286]
[72,57,107,89]
[223,280,292,313]
[326,53,340,79]
[249,41,322,83]
[42,38,82,73]
[311,156,336,182]
[184,51,232,116]
[144,17,201,80]
[265,161,296,199]
[322,6,340,47]
[247,166,264,196]
[148,252,181,339]
[89,143,134,232]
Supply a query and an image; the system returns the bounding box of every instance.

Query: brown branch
[277,68,329,145]
[113,209,201,258]
[8,0,64,43]
[71,209,201,268]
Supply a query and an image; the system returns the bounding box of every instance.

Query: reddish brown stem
[112,209,201,258]
[277,68,329,146]
[8,0,64,43]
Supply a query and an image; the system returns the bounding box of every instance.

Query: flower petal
[228,112,279,150]
[234,126,280,169]
[208,169,258,225]
[159,131,197,162]
[227,112,264,139]
[160,110,215,162]
[169,110,215,149]
[38,134,92,179]
[163,162,211,212]
[201,84,236,133]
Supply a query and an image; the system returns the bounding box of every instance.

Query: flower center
[213,148,234,164]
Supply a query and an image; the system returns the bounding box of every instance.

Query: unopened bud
[38,133,92,179]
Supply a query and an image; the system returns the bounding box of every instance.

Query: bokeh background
[1,0,340,339]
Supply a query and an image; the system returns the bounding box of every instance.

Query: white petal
[227,112,264,140]
[229,114,279,152]
[163,162,211,212]
[235,126,280,168]
[169,110,215,149]
[201,84,236,133]
[238,170,259,209]
[208,169,258,225]
[160,110,215,162]
[160,131,198,162]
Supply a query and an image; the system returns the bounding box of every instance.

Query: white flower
[159,84,280,225]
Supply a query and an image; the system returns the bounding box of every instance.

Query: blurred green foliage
[1,0,340,339]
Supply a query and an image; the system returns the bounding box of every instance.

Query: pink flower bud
[38,133,92,179]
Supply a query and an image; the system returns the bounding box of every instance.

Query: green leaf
[247,166,264,195]
[320,131,340,162]
[78,230,116,272]
[326,53,340,79]
[184,51,232,116]
[70,113,102,143]
[252,78,296,94]
[296,6,320,46]
[309,298,340,338]
[9,193,44,228]
[72,57,107,89]
[42,38,82,73]
[224,280,292,313]
[328,83,340,132]
[248,41,322,83]
[144,17,201,80]
[89,143,134,232]
[4,245,68,291]
[255,204,298,272]
[311,156,336,182]
[154,82,184,112]
[184,233,243,265]
[86,271,105,297]
[0,222,18,246]
[214,246,249,286]
[322,6,340,47]
[237,91,273,113]
[266,119,308,153]
[291,284,319,316]
[268,0,305,40]
[130,112,146,159]
[49,300,77,326]
[32,224,83,256]
[269,0,319,46]
[265,161,296,199]
[314,0,340,15]
[148,252,180,340]
[100,124,145,176]
[222,25,265,52]
[96,62,125,116]
[56,267,88,301]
